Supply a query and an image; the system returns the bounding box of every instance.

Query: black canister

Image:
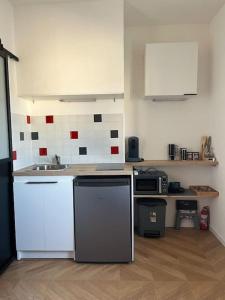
[180,148,187,160]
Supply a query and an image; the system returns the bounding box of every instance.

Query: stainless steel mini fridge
[74,176,132,263]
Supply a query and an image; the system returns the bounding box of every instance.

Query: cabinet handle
[25,181,58,184]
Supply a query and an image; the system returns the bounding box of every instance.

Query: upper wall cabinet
[145,42,198,100]
[15,0,124,99]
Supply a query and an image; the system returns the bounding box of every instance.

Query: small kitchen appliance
[168,182,185,194]
[126,137,143,162]
[74,176,132,263]
[133,167,168,195]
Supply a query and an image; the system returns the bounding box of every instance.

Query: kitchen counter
[13,164,133,177]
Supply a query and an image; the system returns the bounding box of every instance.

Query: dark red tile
[111,146,119,155]
[12,150,17,160]
[26,115,31,124]
[39,148,47,156]
[46,115,54,124]
[70,131,78,139]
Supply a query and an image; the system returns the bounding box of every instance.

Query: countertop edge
[13,164,133,177]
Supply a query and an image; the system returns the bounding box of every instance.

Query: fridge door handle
[25,181,58,184]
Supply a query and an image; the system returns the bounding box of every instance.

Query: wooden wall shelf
[134,189,219,200]
[130,160,218,167]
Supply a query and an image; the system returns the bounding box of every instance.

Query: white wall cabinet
[145,42,198,100]
[14,176,74,258]
[15,0,124,99]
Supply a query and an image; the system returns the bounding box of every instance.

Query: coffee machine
[126,137,143,162]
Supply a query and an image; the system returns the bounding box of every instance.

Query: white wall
[125,24,213,226]
[125,24,211,158]
[0,0,15,52]
[209,4,225,244]
[0,0,31,170]
[0,0,31,115]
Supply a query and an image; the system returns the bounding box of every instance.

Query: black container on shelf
[168,144,177,160]
[180,148,187,160]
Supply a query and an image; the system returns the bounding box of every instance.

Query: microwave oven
[133,168,168,195]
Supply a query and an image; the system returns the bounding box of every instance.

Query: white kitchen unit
[145,42,198,100]
[13,176,74,259]
[15,0,124,99]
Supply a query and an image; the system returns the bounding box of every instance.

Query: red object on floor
[39,148,47,156]
[26,116,31,124]
[12,150,17,160]
[46,115,54,123]
[111,146,119,155]
[200,206,210,230]
[70,131,78,139]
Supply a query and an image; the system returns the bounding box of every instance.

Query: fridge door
[0,53,15,272]
[74,176,132,263]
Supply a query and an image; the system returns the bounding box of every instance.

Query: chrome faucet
[54,154,61,165]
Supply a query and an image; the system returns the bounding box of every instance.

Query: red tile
[46,115,54,124]
[39,148,47,156]
[12,150,17,160]
[26,115,31,124]
[111,146,119,155]
[70,131,78,139]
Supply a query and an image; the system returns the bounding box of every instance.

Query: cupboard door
[145,42,198,97]
[16,1,124,97]
[14,182,45,250]
[44,179,74,251]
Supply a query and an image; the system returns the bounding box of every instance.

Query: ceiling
[10,0,225,26]
[125,0,225,26]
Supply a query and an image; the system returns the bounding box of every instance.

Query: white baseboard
[17,251,75,260]
[210,226,225,247]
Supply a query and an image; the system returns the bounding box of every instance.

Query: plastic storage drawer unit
[137,199,167,237]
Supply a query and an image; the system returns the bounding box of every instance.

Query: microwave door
[135,177,158,194]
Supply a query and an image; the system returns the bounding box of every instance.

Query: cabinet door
[14,177,74,252]
[14,181,45,250]
[16,1,124,96]
[145,42,198,97]
[45,179,74,251]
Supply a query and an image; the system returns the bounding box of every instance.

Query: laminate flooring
[1,229,225,300]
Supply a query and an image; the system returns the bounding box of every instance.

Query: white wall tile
[12,113,125,167]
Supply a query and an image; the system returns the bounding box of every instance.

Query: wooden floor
[1,229,225,299]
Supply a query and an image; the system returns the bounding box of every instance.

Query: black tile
[94,114,102,122]
[31,132,39,140]
[20,132,24,141]
[79,147,87,155]
[110,130,119,138]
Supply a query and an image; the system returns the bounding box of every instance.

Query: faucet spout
[55,154,61,165]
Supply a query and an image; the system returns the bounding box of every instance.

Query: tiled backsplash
[11,114,33,170]
[12,113,124,169]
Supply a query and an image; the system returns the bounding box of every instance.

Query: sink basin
[32,164,69,171]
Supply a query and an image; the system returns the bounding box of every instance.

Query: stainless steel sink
[32,164,69,171]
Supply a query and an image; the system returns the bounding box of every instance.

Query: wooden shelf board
[130,160,218,167]
[134,189,219,200]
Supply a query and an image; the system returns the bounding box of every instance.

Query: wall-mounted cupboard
[15,0,124,100]
[145,42,198,100]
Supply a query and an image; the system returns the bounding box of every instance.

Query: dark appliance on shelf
[133,167,168,195]
[74,176,132,263]
[168,182,185,194]
[126,136,143,162]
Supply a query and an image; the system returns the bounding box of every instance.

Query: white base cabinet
[14,176,74,259]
